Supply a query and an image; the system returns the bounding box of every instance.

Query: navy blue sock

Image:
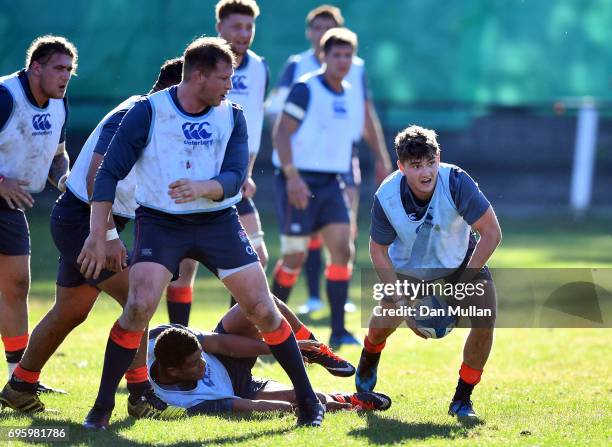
[94,323,142,410]
[304,247,322,299]
[127,380,152,398]
[327,279,349,336]
[5,348,24,364]
[272,279,293,303]
[263,321,318,405]
[167,302,191,326]
[452,378,475,402]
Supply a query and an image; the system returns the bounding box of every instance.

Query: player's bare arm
[86,152,105,199]
[77,200,113,279]
[200,333,321,358]
[363,100,392,184]
[0,176,33,210]
[81,151,126,273]
[465,206,502,272]
[48,142,70,192]
[272,112,311,209]
[241,154,257,199]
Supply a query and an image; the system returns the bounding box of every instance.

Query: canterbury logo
[333,101,347,114]
[232,75,247,90]
[182,122,212,140]
[32,113,51,130]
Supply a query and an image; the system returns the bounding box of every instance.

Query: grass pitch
[1,210,611,446]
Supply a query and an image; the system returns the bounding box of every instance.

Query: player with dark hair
[165,0,271,323]
[356,125,501,421]
[146,314,390,415]
[271,28,365,347]
[0,58,186,418]
[266,5,391,316]
[78,36,326,429]
[0,35,77,388]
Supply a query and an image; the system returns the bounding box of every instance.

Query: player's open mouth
[420,178,432,185]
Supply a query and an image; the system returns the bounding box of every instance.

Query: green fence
[1,0,611,130]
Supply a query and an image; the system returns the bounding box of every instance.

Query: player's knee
[124,298,155,325]
[63,307,90,328]
[280,236,309,262]
[336,245,352,265]
[125,282,158,323]
[2,276,30,302]
[242,297,279,329]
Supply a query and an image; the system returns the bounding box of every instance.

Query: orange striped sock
[364,336,386,354]
[459,362,483,385]
[295,324,313,341]
[261,319,292,345]
[13,364,40,384]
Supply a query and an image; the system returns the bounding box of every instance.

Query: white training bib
[134,90,241,214]
[375,164,471,280]
[273,73,356,173]
[66,95,141,218]
[227,50,266,157]
[0,72,65,193]
[290,49,366,141]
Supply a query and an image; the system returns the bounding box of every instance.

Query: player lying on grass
[147,308,390,415]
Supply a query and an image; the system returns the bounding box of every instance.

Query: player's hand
[375,159,392,185]
[393,296,427,339]
[286,175,311,210]
[0,177,34,210]
[105,238,128,272]
[168,179,205,204]
[298,339,322,364]
[297,339,322,352]
[404,315,427,339]
[77,233,106,279]
[241,177,256,199]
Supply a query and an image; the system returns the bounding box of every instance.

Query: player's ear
[166,366,180,378]
[29,60,42,76]
[216,21,223,35]
[397,159,405,174]
[193,69,206,83]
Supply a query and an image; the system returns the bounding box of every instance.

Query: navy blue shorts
[0,198,30,255]
[339,152,362,188]
[51,190,130,288]
[235,197,257,216]
[132,206,259,279]
[213,321,268,398]
[274,171,350,236]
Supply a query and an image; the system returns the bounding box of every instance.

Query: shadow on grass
[0,410,292,446]
[347,412,481,444]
